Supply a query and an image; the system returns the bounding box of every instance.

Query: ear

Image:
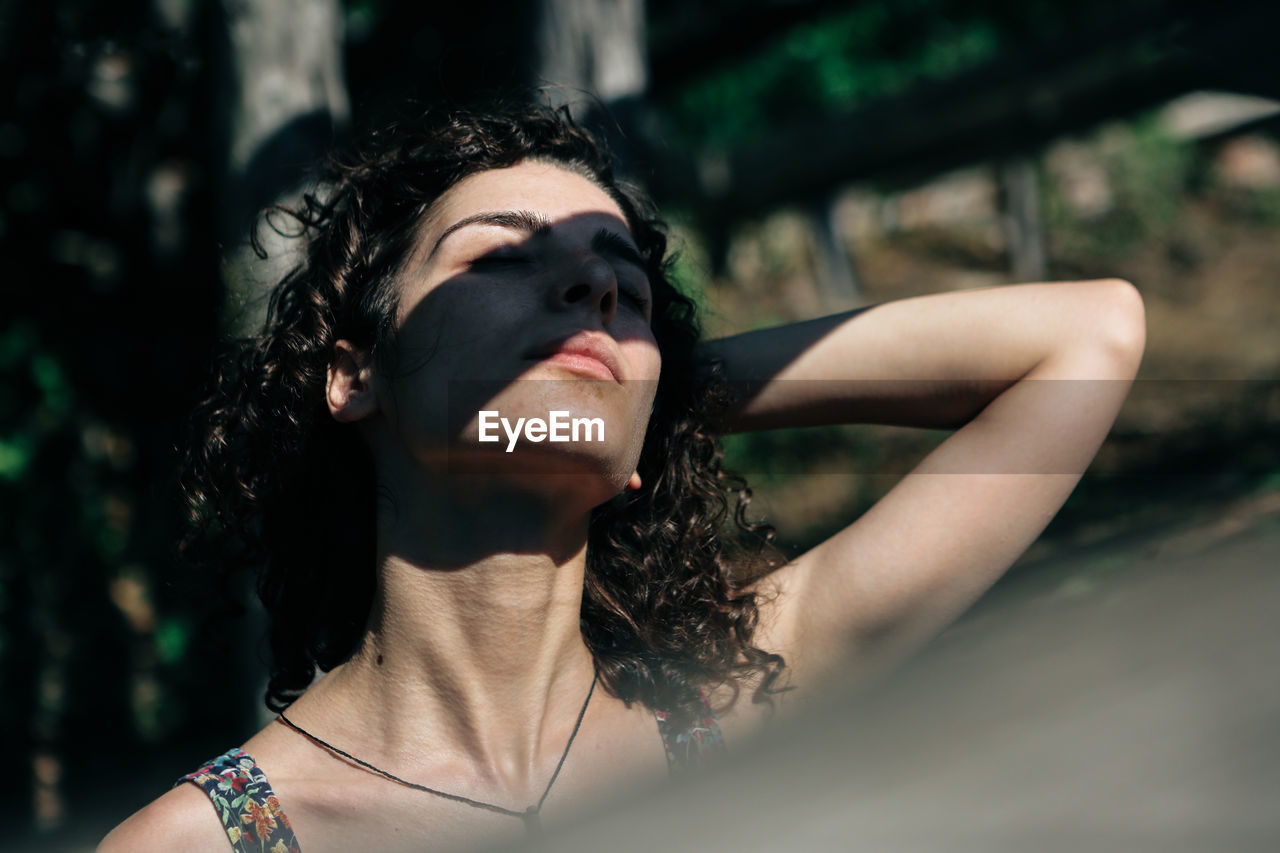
[626,471,642,491]
[326,339,379,423]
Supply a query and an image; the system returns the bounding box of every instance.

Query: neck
[304,470,604,802]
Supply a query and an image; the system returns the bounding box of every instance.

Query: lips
[524,331,623,383]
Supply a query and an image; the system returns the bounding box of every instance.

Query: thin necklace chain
[276,668,598,832]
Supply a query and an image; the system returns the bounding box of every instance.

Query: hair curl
[179,100,787,728]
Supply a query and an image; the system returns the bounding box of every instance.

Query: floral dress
[653,691,727,773]
[178,748,300,853]
[176,695,724,852]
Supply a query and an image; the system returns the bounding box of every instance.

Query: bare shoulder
[97,782,230,853]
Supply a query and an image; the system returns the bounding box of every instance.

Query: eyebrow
[429,210,552,258]
[428,209,647,271]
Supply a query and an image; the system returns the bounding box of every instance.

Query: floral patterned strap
[175,747,302,853]
[653,690,726,774]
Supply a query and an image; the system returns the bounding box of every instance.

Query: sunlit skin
[347,160,661,507]
[189,162,679,849]
[100,155,1146,852]
[304,161,668,787]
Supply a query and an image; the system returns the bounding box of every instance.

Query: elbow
[1093,278,1147,368]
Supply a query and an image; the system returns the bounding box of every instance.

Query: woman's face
[372,159,662,498]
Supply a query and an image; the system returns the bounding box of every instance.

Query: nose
[552,252,618,326]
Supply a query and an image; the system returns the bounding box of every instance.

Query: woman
[100,102,1144,852]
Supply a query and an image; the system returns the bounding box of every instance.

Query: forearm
[747,287,1145,687]
[698,279,1143,433]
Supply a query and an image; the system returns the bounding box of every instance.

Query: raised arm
[705,279,1146,712]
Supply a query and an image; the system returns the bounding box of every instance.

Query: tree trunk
[530,0,650,175]
[806,194,862,307]
[998,154,1048,281]
[217,0,350,339]
[531,0,647,109]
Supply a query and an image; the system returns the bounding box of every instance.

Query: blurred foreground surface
[11,487,1278,851]
[496,488,1280,853]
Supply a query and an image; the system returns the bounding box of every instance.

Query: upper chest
[246,695,679,853]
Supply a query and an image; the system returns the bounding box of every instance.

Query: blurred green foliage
[721,427,846,489]
[664,2,995,147]
[659,0,1165,149]
[154,615,190,666]
[664,222,714,316]
[1108,114,1194,237]
[1043,111,1194,263]
[344,0,394,43]
[0,323,66,482]
[1239,186,1280,227]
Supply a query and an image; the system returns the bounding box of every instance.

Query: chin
[439,443,637,504]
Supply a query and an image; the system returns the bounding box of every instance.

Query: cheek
[623,340,661,448]
[377,302,498,448]
[622,335,662,382]
[395,283,533,375]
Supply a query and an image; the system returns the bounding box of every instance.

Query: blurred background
[2,0,1278,848]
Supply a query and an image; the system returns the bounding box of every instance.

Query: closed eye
[470,252,531,268]
[592,228,648,273]
[621,290,650,311]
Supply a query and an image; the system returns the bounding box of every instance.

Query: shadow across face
[361,203,658,505]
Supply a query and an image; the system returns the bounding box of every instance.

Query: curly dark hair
[179,100,787,728]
